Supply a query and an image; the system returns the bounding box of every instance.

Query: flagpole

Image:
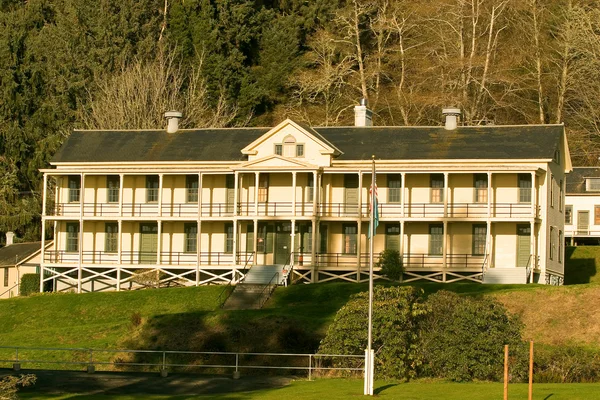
[364,155,375,396]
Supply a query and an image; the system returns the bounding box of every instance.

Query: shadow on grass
[564,247,597,285]
[375,383,398,394]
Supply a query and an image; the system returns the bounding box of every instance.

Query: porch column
[400,221,405,270]
[233,171,239,216]
[357,171,363,281]
[311,218,317,280]
[487,172,492,218]
[117,220,122,291]
[292,171,297,216]
[443,172,449,217]
[78,173,85,293]
[198,173,203,217]
[442,221,448,281]
[196,221,201,286]
[253,219,258,257]
[486,220,492,271]
[312,171,318,215]
[291,219,296,266]
[232,220,238,265]
[119,174,124,217]
[401,172,406,217]
[530,221,535,282]
[254,172,260,217]
[40,173,48,292]
[158,174,164,217]
[531,172,536,217]
[157,221,162,266]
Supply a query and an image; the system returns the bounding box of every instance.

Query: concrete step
[243,265,285,285]
[483,268,528,284]
[222,284,275,310]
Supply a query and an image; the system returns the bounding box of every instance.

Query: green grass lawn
[18,379,600,400]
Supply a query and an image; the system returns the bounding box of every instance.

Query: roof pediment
[233,155,318,171]
[241,119,340,156]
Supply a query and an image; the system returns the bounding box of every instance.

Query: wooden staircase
[222,265,286,310]
[482,268,528,284]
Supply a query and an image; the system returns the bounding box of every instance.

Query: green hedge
[20,273,40,296]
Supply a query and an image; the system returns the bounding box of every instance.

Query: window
[430,174,444,203]
[320,224,328,253]
[255,223,274,253]
[342,223,357,254]
[388,174,401,203]
[474,174,488,203]
[307,173,314,202]
[472,224,487,256]
[275,144,283,156]
[283,135,296,157]
[518,174,532,203]
[429,224,443,256]
[385,224,400,251]
[296,224,312,253]
[565,205,573,224]
[105,223,118,253]
[146,175,159,203]
[186,175,199,203]
[550,227,555,260]
[595,206,600,225]
[68,176,81,203]
[106,175,119,203]
[3,268,8,287]
[184,223,197,253]
[550,176,555,208]
[246,224,254,252]
[66,222,79,253]
[225,223,234,253]
[586,178,600,192]
[296,144,304,157]
[559,180,564,212]
[559,230,563,263]
[258,174,269,202]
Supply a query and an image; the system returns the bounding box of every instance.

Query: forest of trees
[1,0,600,241]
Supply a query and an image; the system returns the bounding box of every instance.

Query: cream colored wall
[565,195,600,234]
[492,223,518,268]
[249,124,331,167]
[449,174,475,204]
[406,174,433,204]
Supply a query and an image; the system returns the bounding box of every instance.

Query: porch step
[243,265,286,285]
[483,268,528,284]
[222,284,269,310]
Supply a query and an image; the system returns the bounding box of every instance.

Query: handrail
[282,251,294,287]
[0,283,19,298]
[254,272,279,309]
[217,251,254,308]
[0,345,364,377]
[525,254,533,283]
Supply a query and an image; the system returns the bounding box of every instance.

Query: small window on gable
[586,178,600,192]
[296,144,304,157]
[283,135,296,157]
[275,144,282,156]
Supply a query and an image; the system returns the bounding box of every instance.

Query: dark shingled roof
[0,242,41,267]
[51,124,564,163]
[566,167,600,194]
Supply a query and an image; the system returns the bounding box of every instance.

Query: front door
[516,224,531,268]
[274,222,291,264]
[344,174,359,215]
[578,211,589,235]
[140,223,158,264]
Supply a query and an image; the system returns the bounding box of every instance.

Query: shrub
[376,250,403,281]
[19,274,40,297]
[419,291,525,382]
[318,286,428,380]
[0,374,36,400]
[535,345,600,383]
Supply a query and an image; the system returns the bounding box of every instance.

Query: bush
[318,286,428,379]
[419,291,525,382]
[0,374,36,400]
[19,274,40,297]
[535,345,600,383]
[376,250,403,281]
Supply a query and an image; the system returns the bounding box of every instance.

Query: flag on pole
[368,159,379,239]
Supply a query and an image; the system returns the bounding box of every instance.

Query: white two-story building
[39,105,571,292]
[565,167,600,245]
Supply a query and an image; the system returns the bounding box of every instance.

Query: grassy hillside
[0,246,598,367]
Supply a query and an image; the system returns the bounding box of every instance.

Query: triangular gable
[241,119,340,156]
[234,155,318,170]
